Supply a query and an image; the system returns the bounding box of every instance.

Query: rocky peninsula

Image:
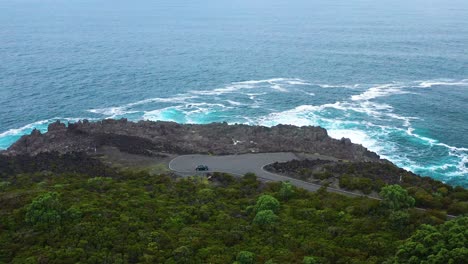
[2,119,380,161]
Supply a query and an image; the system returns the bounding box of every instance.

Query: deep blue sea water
[0,0,467,186]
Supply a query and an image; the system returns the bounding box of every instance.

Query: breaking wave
[0,118,97,150]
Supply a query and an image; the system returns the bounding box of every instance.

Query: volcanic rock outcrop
[3,119,380,161]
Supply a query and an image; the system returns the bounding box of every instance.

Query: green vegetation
[380,185,415,210]
[254,194,280,213]
[25,192,63,229]
[278,181,295,201]
[389,217,467,263]
[253,209,278,227]
[302,256,319,264]
[0,157,466,263]
[235,251,255,264]
[339,174,375,194]
[268,160,468,215]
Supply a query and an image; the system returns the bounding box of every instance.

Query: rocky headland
[2,119,380,161]
[1,119,467,216]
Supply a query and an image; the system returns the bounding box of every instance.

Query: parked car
[195,165,209,171]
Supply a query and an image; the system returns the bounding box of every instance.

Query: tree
[278,181,295,200]
[197,188,216,203]
[303,256,319,264]
[253,210,278,226]
[25,192,63,229]
[236,251,255,264]
[379,185,415,210]
[255,195,280,213]
[388,210,410,231]
[390,216,468,263]
[172,246,192,263]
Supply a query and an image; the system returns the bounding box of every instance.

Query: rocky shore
[2,119,380,161]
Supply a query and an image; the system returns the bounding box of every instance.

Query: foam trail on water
[190,78,306,95]
[318,84,360,89]
[88,95,198,118]
[351,84,409,101]
[89,107,129,116]
[416,79,468,88]
[226,100,243,106]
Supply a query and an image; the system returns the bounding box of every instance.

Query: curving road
[169,152,365,197]
[169,153,457,219]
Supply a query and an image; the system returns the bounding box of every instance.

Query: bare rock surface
[2,119,381,161]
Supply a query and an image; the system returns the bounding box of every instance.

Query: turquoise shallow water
[0,0,467,186]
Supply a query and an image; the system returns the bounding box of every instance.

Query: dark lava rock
[0,152,115,179]
[2,119,381,161]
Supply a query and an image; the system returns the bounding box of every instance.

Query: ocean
[0,0,467,186]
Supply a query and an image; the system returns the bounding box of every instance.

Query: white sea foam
[142,107,183,122]
[256,105,319,127]
[270,84,288,92]
[318,84,360,89]
[327,128,385,153]
[436,143,468,152]
[246,92,267,100]
[0,119,51,138]
[233,78,304,85]
[89,107,127,116]
[286,80,311,85]
[191,84,255,95]
[0,117,98,138]
[457,155,468,175]
[405,127,438,145]
[141,102,231,123]
[126,95,197,107]
[88,95,197,118]
[225,100,243,106]
[191,78,307,95]
[184,102,229,109]
[417,79,468,88]
[351,84,408,101]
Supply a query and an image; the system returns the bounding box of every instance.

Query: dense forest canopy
[1,154,466,263]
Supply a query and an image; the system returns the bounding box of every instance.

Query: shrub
[25,192,62,229]
[172,246,192,263]
[313,171,333,180]
[391,217,468,263]
[447,201,468,215]
[0,181,10,191]
[255,195,280,213]
[278,181,295,200]
[243,173,257,182]
[339,175,373,194]
[236,251,255,264]
[253,210,278,226]
[303,256,319,264]
[380,185,415,210]
[86,177,113,192]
